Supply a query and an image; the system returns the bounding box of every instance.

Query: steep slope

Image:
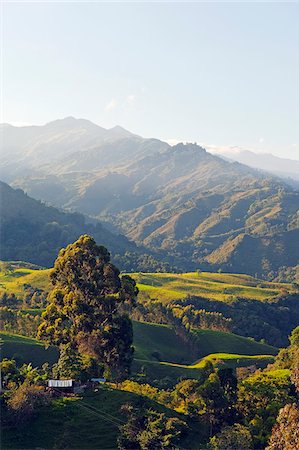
[0,181,168,271]
[0,118,139,182]
[1,120,298,279]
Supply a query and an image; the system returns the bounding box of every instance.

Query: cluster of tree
[0,358,51,425]
[117,327,299,449]
[0,307,42,337]
[171,303,232,332]
[21,285,48,308]
[118,364,239,439]
[0,274,47,310]
[0,293,20,308]
[265,326,299,449]
[172,294,299,347]
[118,402,187,450]
[37,235,138,381]
[113,252,174,273]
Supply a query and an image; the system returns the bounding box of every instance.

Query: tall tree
[38,235,138,380]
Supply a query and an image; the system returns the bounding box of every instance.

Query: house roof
[48,379,74,388]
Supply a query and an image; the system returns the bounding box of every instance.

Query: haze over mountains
[1,117,298,280]
[209,146,299,182]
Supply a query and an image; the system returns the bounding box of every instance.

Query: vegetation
[2,387,203,450]
[5,125,298,280]
[0,238,298,449]
[1,263,297,348]
[133,271,290,303]
[37,235,138,380]
[0,182,169,272]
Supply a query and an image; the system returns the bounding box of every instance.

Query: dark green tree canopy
[38,235,138,379]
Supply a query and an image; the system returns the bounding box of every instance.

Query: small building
[90,378,106,384]
[48,379,74,389]
[48,379,84,394]
[90,378,106,389]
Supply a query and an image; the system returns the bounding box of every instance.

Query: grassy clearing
[192,353,275,370]
[0,263,291,305]
[193,329,277,358]
[132,271,290,304]
[0,332,58,366]
[133,321,192,364]
[0,262,51,297]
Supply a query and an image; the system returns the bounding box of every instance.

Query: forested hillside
[0,181,169,271]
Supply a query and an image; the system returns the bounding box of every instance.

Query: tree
[290,326,299,347]
[237,370,294,448]
[38,235,138,380]
[118,403,187,450]
[7,382,50,424]
[266,403,299,450]
[209,423,253,450]
[52,343,83,380]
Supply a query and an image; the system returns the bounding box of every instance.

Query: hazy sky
[2,2,299,159]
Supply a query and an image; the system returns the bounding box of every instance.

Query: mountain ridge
[1,118,298,280]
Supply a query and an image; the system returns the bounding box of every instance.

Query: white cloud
[105,99,118,112]
[259,137,264,143]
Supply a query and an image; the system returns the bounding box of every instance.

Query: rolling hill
[2,118,298,280]
[1,262,297,348]
[0,321,276,386]
[2,386,206,450]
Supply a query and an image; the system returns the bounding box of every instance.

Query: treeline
[0,307,42,337]
[116,326,299,449]
[173,294,299,347]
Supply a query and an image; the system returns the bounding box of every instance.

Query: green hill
[0,332,59,366]
[0,264,291,302]
[132,271,291,303]
[0,319,277,385]
[2,387,206,450]
[193,328,277,358]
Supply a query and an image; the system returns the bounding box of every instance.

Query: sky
[2,1,299,159]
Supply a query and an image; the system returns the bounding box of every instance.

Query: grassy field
[132,271,291,303]
[0,261,51,297]
[1,321,277,385]
[0,332,59,366]
[2,386,207,449]
[133,321,192,364]
[0,262,291,304]
[193,329,277,358]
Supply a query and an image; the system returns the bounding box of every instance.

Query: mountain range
[1,118,298,280]
[209,146,299,182]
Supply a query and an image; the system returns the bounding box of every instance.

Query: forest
[1,236,298,449]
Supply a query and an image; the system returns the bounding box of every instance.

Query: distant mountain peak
[108,125,136,139]
[44,116,105,131]
[172,142,207,155]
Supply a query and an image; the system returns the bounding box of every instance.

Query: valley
[1,120,298,281]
